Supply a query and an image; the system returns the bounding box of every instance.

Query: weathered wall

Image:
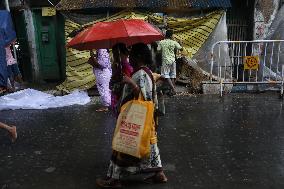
[24,9,40,82]
[254,0,280,39]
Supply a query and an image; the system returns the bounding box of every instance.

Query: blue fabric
[0,28,8,87]
[8,64,21,78]
[0,10,16,87]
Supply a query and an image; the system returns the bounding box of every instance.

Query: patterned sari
[93,49,112,106]
[107,67,163,179]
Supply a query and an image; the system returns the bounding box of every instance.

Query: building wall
[8,1,65,82]
[227,0,255,41]
[254,0,280,39]
[24,9,40,81]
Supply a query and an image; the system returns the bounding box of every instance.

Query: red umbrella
[67,19,164,50]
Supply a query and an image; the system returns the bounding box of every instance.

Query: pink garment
[5,47,16,66]
[122,58,133,77]
[94,49,112,107]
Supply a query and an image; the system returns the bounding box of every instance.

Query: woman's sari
[107,67,163,179]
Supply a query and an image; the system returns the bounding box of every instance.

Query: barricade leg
[220,80,223,97]
[281,65,284,99]
[219,67,223,97]
[281,81,284,99]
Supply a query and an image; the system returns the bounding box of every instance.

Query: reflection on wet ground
[0,93,284,189]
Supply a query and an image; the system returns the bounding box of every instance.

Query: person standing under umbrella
[88,49,112,112]
[110,43,133,114]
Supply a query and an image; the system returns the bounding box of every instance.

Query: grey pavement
[1,93,284,189]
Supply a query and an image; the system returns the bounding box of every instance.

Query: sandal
[143,171,168,184]
[96,178,122,188]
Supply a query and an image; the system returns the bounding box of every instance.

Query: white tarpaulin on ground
[0,89,91,110]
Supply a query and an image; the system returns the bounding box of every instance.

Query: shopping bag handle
[137,92,145,101]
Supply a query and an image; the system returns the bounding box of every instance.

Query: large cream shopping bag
[112,95,155,158]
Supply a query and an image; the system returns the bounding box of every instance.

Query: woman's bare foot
[9,126,17,143]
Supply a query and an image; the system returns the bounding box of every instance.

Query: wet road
[1,93,284,189]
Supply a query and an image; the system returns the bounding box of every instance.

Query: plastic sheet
[258,5,284,82]
[252,5,284,91]
[192,12,230,78]
[0,89,91,110]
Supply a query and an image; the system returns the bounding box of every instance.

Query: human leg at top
[0,122,17,142]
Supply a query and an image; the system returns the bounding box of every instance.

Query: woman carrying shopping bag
[96,43,167,188]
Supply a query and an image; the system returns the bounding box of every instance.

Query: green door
[33,10,60,80]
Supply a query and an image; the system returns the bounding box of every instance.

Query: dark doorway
[227,0,255,81]
[227,0,255,41]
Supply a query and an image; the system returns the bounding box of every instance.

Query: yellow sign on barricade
[244,56,259,70]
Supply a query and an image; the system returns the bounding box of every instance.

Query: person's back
[158,38,181,65]
[157,30,182,95]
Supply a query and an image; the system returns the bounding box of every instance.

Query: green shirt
[157,39,182,65]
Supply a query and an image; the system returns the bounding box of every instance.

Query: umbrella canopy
[67,19,164,50]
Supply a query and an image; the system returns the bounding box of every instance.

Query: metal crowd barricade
[209,40,284,97]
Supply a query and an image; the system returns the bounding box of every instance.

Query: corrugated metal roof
[56,0,231,10]
[28,0,61,7]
